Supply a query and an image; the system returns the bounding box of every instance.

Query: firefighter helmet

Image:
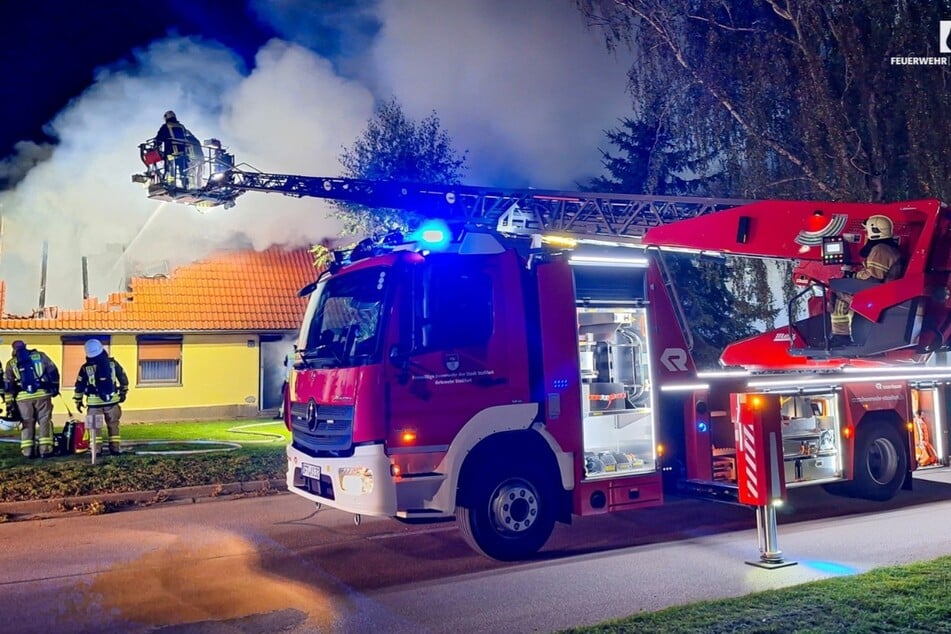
[164,110,177,121]
[84,339,104,357]
[0,418,17,432]
[864,215,893,240]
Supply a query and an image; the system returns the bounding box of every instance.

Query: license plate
[301,462,322,479]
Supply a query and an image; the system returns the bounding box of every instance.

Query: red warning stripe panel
[732,394,768,506]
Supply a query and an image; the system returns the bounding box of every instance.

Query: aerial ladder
[133,136,747,242]
[133,136,951,369]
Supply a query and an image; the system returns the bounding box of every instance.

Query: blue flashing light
[422,229,446,243]
[697,421,709,433]
[412,219,452,251]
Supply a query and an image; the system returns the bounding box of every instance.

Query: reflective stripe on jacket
[7,352,56,401]
[856,242,902,282]
[159,121,188,157]
[74,359,128,407]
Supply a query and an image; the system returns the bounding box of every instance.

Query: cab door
[384,250,532,452]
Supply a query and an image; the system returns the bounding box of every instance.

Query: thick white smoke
[366,0,632,188]
[0,0,631,315]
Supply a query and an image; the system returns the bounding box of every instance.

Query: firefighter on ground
[155,110,202,189]
[0,342,14,430]
[73,339,129,455]
[829,215,904,346]
[914,409,939,467]
[3,340,60,458]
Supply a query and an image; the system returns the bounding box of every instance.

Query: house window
[61,336,111,389]
[137,337,182,385]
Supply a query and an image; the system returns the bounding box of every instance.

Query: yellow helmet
[864,215,893,240]
[164,110,177,121]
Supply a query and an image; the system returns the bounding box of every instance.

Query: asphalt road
[1,468,950,633]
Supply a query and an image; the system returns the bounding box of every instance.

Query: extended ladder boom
[133,137,748,241]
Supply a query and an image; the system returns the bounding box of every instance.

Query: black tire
[455,463,556,561]
[827,421,907,501]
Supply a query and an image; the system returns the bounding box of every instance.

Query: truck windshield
[297,266,389,368]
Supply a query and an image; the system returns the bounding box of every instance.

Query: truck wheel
[828,422,907,501]
[455,464,555,561]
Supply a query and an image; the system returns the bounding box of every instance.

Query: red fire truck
[135,140,951,561]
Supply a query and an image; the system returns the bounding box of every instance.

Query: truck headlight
[339,467,373,494]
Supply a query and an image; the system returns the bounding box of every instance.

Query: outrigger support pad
[746,504,798,570]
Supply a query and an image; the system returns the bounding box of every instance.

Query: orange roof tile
[0,247,319,333]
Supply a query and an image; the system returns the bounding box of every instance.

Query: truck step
[677,479,743,505]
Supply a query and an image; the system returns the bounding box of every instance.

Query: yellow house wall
[2,334,64,374]
[119,333,260,411]
[3,333,263,418]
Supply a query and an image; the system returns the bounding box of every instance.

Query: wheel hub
[490,480,539,534]
[867,438,898,485]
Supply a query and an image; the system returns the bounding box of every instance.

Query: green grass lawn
[563,556,951,633]
[0,418,289,502]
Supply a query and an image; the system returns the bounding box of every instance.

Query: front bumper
[286,443,398,517]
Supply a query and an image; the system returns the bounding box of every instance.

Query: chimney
[38,240,48,309]
[82,256,89,299]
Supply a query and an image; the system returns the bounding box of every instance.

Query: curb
[0,478,288,521]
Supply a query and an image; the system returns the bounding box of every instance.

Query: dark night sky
[0,0,277,159]
[0,0,633,313]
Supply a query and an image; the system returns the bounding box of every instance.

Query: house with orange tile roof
[0,247,317,422]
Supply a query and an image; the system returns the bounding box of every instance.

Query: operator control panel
[821,236,847,266]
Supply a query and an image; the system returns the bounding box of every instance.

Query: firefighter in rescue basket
[155,110,202,189]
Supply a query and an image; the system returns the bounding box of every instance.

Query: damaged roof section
[0,247,317,332]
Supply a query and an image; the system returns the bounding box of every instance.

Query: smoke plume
[0,0,631,314]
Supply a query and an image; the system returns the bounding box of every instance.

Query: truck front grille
[290,402,354,456]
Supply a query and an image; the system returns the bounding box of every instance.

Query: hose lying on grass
[0,422,288,456]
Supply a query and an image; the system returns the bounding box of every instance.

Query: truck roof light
[541,235,578,248]
[569,255,648,268]
[422,228,446,243]
[412,219,451,250]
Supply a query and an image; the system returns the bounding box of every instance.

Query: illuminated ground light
[798,559,859,575]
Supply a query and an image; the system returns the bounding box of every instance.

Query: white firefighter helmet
[164,110,177,121]
[864,214,893,240]
[0,418,18,432]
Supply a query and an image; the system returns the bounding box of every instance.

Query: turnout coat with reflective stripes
[3,350,59,402]
[73,357,129,407]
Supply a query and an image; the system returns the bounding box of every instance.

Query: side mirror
[389,346,411,385]
[389,345,408,368]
